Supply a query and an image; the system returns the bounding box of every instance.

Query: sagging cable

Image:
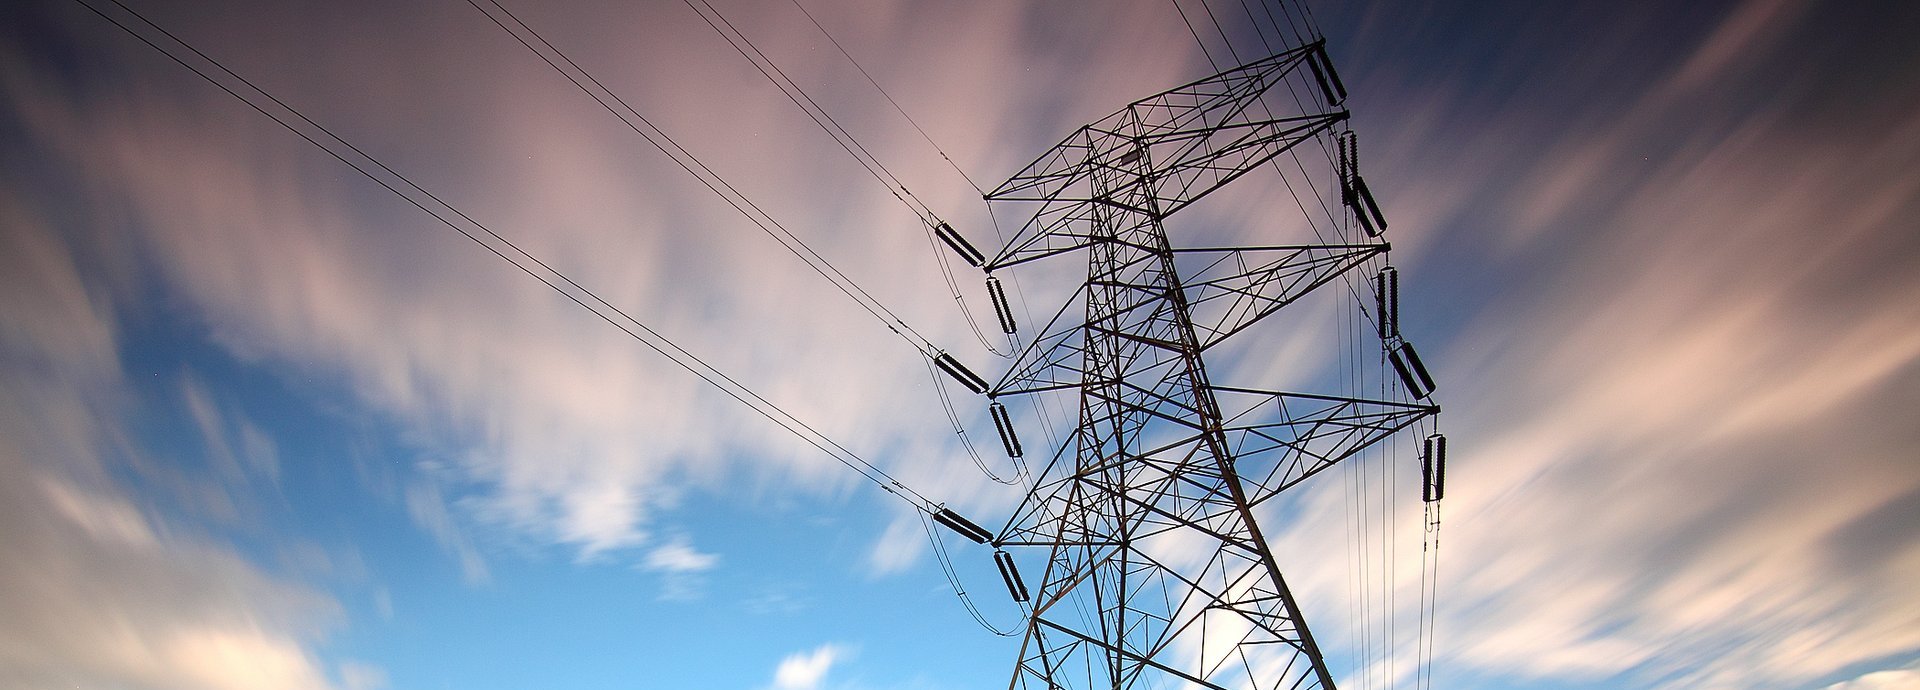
[994,549,1030,602]
[1422,433,1447,503]
[988,276,1017,335]
[989,401,1023,459]
[933,506,994,544]
[1389,341,1438,400]
[935,221,986,267]
[934,351,990,395]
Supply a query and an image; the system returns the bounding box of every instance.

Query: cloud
[3,0,1214,596]
[1822,661,1920,690]
[771,644,849,690]
[0,206,358,689]
[1253,0,1920,688]
[10,1,1916,690]
[640,533,721,600]
[338,662,388,690]
[643,535,720,573]
[181,374,282,486]
[405,480,491,585]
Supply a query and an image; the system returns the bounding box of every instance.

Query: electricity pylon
[977,40,1439,690]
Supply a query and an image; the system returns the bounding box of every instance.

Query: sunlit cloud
[770,644,849,690]
[0,212,355,690]
[3,0,1915,688]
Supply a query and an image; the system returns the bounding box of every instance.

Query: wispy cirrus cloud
[7,0,1916,689]
[1259,0,1920,688]
[0,0,1210,574]
[0,193,362,690]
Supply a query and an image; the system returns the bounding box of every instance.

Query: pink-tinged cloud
[4,0,1916,688]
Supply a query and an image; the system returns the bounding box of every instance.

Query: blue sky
[3,0,1918,689]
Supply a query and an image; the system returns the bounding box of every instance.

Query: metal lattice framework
[982,39,1437,690]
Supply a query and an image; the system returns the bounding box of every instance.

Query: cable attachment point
[934,351,990,395]
[1375,267,1399,340]
[932,506,994,544]
[1422,433,1447,502]
[1339,130,1360,202]
[987,276,1017,335]
[988,401,1023,459]
[1389,340,1438,400]
[1307,41,1348,106]
[935,221,986,267]
[1348,175,1387,237]
[994,549,1030,602]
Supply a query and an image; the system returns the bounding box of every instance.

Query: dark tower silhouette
[978,39,1440,690]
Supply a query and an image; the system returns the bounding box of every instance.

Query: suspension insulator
[987,276,1017,334]
[932,507,993,544]
[1405,340,1436,394]
[933,351,989,395]
[934,221,986,267]
[1339,132,1356,202]
[994,549,1030,602]
[1389,341,1438,400]
[1390,267,1401,337]
[1307,43,1347,106]
[1349,176,1387,237]
[1375,267,1399,340]
[989,401,1023,459]
[1422,433,1448,502]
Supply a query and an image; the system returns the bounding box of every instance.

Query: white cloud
[643,536,720,573]
[9,1,1916,690]
[0,211,356,690]
[0,0,1197,576]
[771,644,849,690]
[1823,661,1920,690]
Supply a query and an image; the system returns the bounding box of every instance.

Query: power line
[494,0,1035,490]
[467,0,1035,492]
[674,0,1019,361]
[467,0,948,360]
[786,0,986,197]
[466,0,1032,491]
[681,0,933,223]
[73,0,944,515]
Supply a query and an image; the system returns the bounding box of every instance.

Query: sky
[2,0,1918,689]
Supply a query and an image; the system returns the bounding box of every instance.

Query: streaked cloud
[1259,0,1920,688]
[0,210,355,689]
[3,0,1915,689]
[405,479,491,585]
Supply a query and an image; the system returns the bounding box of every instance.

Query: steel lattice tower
[977,40,1440,690]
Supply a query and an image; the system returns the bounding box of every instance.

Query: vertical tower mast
[980,40,1438,690]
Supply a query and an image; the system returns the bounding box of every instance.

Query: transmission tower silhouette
[963,38,1443,690]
